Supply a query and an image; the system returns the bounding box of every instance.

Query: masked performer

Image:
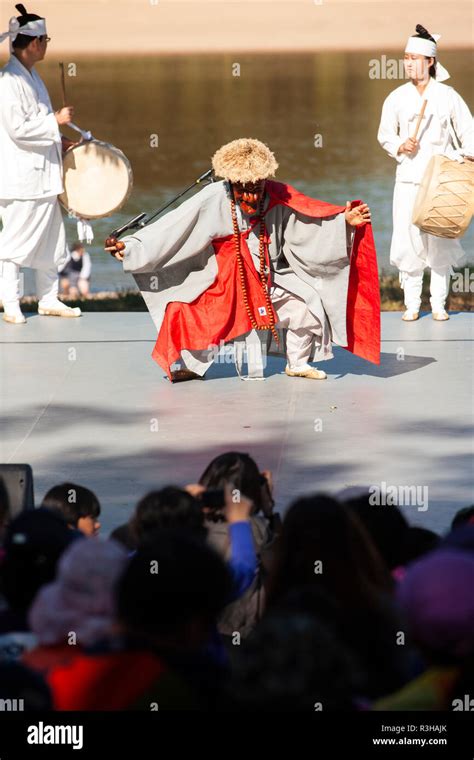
[0,4,81,324]
[106,138,379,382]
[378,24,473,322]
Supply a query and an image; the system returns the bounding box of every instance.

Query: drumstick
[411,99,428,141]
[59,62,66,107]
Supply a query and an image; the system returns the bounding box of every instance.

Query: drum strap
[448,120,462,152]
[444,101,463,158]
[435,88,462,157]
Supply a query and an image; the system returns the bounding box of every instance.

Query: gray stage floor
[1,311,472,536]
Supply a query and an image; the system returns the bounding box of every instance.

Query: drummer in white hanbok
[0,3,81,324]
[377,24,473,322]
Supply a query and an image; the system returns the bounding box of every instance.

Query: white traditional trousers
[0,195,67,312]
[390,181,465,313]
[271,285,323,369]
[400,269,450,313]
[0,260,60,311]
[179,286,323,377]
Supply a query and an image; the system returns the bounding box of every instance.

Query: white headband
[405,35,439,58]
[0,16,47,45]
[404,33,450,81]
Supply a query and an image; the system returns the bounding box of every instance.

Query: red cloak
[152,181,380,378]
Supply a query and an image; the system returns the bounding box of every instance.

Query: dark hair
[0,661,52,709]
[442,524,474,554]
[344,494,410,570]
[130,487,206,545]
[71,242,85,253]
[413,23,437,78]
[41,482,100,527]
[117,531,232,641]
[266,494,392,610]
[229,611,360,711]
[0,508,78,611]
[451,505,474,530]
[199,452,269,514]
[266,508,414,701]
[12,4,44,50]
[109,522,136,552]
[404,526,440,564]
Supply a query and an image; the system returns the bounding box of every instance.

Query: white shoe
[432,310,449,321]
[38,302,82,318]
[402,310,419,322]
[285,364,327,380]
[3,311,26,324]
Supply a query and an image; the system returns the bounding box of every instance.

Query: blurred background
[1,1,472,294]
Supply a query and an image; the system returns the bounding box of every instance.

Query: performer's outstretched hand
[345,202,371,227]
[104,237,126,261]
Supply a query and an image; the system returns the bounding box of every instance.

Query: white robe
[0,56,66,271]
[377,78,473,273]
[0,55,63,199]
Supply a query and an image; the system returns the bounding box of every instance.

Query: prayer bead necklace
[230,197,280,345]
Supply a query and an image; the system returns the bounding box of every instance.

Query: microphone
[109,213,147,239]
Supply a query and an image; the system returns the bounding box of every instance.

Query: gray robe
[121,180,351,374]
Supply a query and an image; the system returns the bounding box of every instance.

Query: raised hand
[345,202,371,227]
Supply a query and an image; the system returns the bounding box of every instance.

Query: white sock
[38,297,66,308]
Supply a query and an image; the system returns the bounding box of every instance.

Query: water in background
[20,51,474,294]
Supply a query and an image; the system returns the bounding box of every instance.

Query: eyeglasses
[39,36,51,43]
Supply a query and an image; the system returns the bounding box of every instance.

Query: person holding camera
[186,451,281,637]
[110,482,258,602]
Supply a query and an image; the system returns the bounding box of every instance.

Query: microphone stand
[109,169,215,239]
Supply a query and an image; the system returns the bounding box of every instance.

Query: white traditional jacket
[378,78,473,183]
[0,55,62,199]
